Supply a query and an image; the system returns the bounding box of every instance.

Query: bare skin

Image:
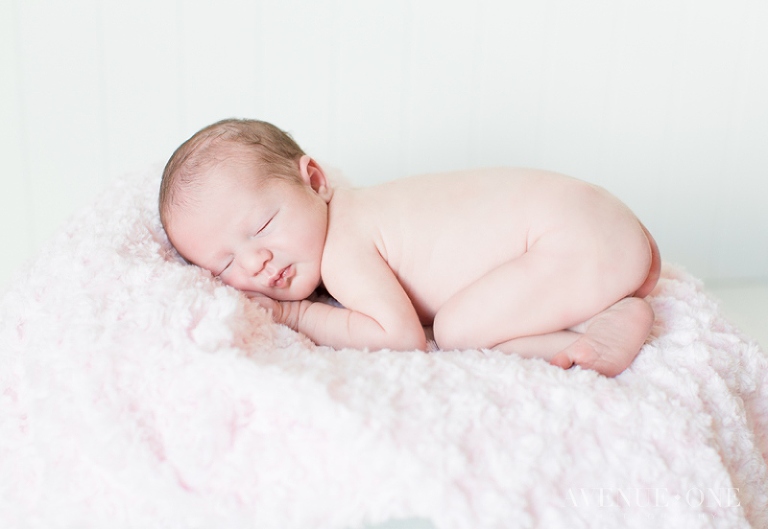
[168,153,661,377]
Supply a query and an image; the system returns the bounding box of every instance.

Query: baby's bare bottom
[432,223,660,377]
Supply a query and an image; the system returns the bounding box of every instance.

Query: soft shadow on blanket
[1,166,766,529]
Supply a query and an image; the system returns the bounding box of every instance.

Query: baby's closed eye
[252,213,277,238]
[214,257,234,278]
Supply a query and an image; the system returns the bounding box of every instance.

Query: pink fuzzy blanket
[1,166,767,529]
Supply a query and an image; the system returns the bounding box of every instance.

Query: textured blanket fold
[1,166,766,529]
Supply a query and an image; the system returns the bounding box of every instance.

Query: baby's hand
[245,292,286,323]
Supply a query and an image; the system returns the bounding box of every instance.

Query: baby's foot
[549,297,654,377]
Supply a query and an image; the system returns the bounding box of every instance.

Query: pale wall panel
[16,0,106,249]
[596,1,693,206]
[650,1,750,279]
[712,0,768,279]
[471,1,554,170]
[0,0,33,286]
[328,0,410,184]
[177,0,263,137]
[403,0,480,176]
[259,0,335,160]
[534,0,624,179]
[100,0,183,177]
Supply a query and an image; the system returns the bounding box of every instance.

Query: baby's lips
[269,265,294,288]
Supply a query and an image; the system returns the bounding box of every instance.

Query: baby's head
[160,118,306,227]
[160,118,333,300]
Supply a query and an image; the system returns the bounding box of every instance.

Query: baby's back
[333,167,642,323]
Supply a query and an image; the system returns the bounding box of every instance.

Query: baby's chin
[270,282,320,302]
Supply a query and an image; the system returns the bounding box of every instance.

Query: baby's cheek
[220,273,248,292]
[291,274,321,299]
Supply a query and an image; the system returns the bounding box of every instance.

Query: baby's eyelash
[255,216,274,235]
[215,260,232,278]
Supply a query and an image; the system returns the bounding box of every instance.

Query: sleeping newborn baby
[160,118,661,377]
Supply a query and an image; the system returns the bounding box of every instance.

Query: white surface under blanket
[1,167,767,529]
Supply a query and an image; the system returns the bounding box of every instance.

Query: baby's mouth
[269,265,294,288]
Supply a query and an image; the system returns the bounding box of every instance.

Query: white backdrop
[2,0,767,290]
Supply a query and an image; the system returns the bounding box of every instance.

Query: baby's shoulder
[323,188,382,261]
[320,192,391,295]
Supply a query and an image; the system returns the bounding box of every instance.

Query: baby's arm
[258,244,426,351]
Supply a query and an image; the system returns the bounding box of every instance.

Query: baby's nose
[241,248,272,276]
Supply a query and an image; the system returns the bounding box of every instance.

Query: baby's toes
[549,350,576,370]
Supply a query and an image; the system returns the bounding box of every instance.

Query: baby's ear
[299,155,333,202]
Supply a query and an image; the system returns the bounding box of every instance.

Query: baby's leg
[433,234,653,376]
[492,330,581,360]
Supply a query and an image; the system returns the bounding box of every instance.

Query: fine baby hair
[159,118,306,230]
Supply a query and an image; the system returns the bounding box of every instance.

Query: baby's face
[168,158,331,301]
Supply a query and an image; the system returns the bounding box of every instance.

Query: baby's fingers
[245,292,280,314]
